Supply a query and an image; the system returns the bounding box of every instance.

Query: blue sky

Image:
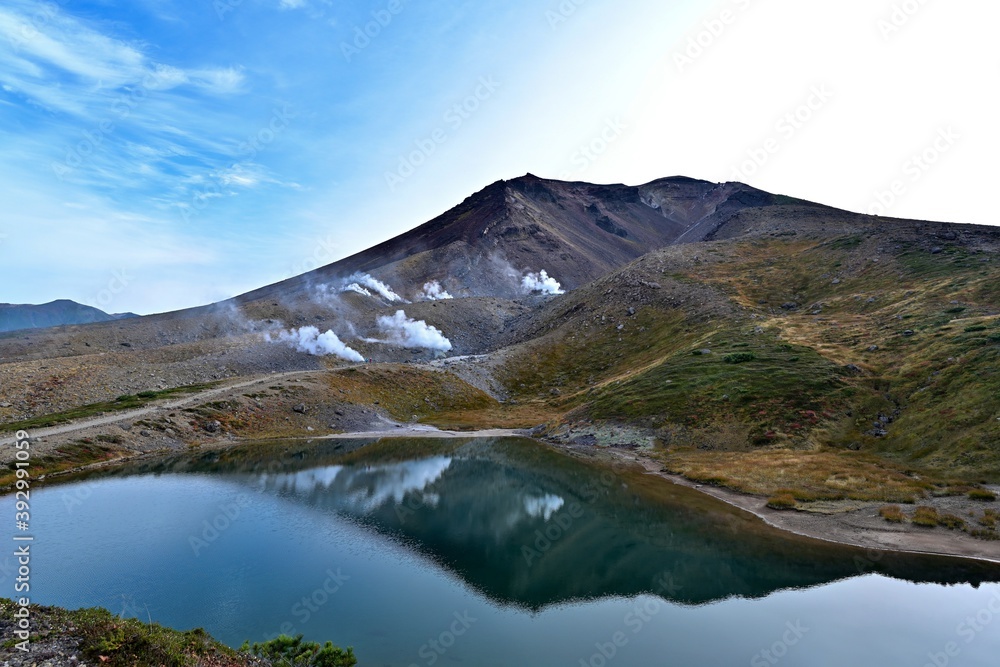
[1,0,997,314]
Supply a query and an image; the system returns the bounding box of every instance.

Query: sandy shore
[588,447,1000,566]
[321,425,524,439]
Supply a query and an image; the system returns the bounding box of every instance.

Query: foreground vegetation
[0,600,355,666]
[243,635,355,666]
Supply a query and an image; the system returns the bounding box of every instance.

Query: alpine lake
[6,436,1000,667]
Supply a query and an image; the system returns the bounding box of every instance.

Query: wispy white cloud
[188,66,247,95]
[0,2,246,116]
[0,6,145,86]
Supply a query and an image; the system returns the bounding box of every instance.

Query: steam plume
[374,310,452,352]
[341,283,372,297]
[419,281,454,301]
[522,270,564,295]
[342,273,406,302]
[269,326,364,362]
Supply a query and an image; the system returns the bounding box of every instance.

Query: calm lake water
[5,437,1000,666]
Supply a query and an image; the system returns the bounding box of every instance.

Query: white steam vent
[341,283,372,297]
[269,326,365,362]
[522,269,565,296]
[340,273,406,302]
[375,310,452,352]
[419,281,454,301]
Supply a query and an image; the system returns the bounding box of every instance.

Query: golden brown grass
[658,448,935,503]
[327,365,496,422]
[880,505,905,523]
[912,506,940,527]
[765,494,797,510]
[326,365,562,430]
[968,488,998,502]
[938,513,967,530]
[424,402,561,430]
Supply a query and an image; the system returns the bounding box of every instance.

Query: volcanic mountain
[236,173,829,302]
[2,174,1000,516]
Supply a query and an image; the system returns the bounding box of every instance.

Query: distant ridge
[0,299,138,333]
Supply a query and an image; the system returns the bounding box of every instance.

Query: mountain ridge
[0,299,137,333]
[232,174,830,304]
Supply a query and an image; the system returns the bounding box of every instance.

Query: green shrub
[880,505,905,523]
[964,325,988,333]
[911,506,939,527]
[244,634,356,667]
[969,528,999,541]
[766,494,797,510]
[938,513,966,530]
[686,472,729,486]
[968,489,997,502]
[724,352,757,364]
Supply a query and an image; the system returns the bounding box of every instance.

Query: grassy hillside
[498,219,1000,489]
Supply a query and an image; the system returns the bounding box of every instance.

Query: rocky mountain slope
[235,173,826,301]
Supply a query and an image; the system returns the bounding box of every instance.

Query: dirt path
[0,370,318,450]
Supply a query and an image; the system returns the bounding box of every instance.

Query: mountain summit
[238,174,827,302]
